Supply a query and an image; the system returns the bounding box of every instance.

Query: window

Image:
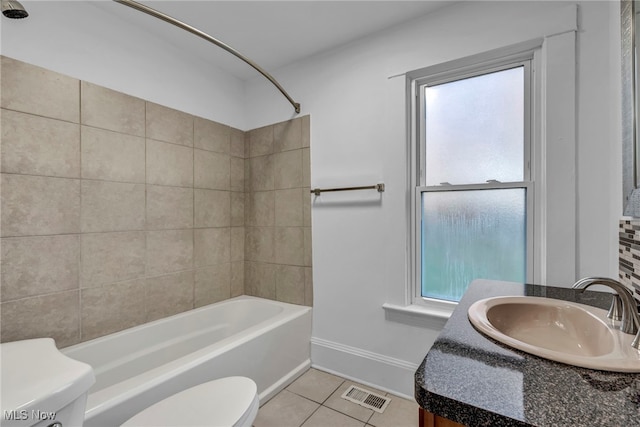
[410,52,535,306]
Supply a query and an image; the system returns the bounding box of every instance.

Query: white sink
[468,296,640,372]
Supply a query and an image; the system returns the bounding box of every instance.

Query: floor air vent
[340,385,391,413]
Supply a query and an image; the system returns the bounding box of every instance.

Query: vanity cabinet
[419,408,463,427]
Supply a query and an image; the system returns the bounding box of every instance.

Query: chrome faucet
[572,277,640,349]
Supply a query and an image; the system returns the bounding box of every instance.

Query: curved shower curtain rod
[113,0,300,114]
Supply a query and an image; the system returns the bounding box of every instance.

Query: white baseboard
[310,337,418,399]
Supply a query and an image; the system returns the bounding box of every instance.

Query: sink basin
[468,296,640,372]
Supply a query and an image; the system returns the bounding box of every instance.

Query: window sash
[416,60,532,187]
[414,182,534,302]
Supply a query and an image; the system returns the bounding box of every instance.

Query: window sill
[382,303,453,330]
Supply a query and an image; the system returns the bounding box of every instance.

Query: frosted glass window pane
[425,67,524,185]
[421,189,526,301]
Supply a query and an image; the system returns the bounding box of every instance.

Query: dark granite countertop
[414,279,640,427]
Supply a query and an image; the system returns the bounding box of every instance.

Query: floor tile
[259,368,420,427]
[367,395,418,427]
[324,381,380,423]
[301,406,365,427]
[254,389,319,427]
[286,368,345,403]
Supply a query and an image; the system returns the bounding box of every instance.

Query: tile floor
[254,368,419,427]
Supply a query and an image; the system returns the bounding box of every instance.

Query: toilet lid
[121,377,258,427]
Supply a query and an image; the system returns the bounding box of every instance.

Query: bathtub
[62,296,312,427]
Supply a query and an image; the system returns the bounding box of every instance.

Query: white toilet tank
[1,338,95,427]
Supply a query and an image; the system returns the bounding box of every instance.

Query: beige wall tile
[274,150,303,189]
[146,139,194,187]
[304,227,313,267]
[146,229,194,276]
[245,226,274,263]
[247,125,273,157]
[195,264,231,307]
[231,261,244,297]
[194,189,230,228]
[245,261,275,299]
[247,155,274,191]
[0,290,80,347]
[301,115,310,148]
[145,271,194,321]
[303,147,311,187]
[230,157,245,192]
[1,235,79,302]
[275,188,303,227]
[230,192,245,227]
[276,265,305,305]
[80,280,146,341]
[194,117,230,153]
[81,231,146,288]
[81,180,145,232]
[81,81,144,136]
[275,227,304,265]
[81,126,145,183]
[194,149,230,190]
[1,56,80,123]
[303,188,312,227]
[305,267,313,307]
[274,117,303,152]
[1,174,80,237]
[1,109,80,177]
[194,227,231,267]
[231,227,244,262]
[246,191,274,227]
[230,128,245,158]
[244,157,251,192]
[244,133,250,160]
[147,186,194,230]
[146,102,194,147]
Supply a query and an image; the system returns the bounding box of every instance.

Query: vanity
[414,279,640,426]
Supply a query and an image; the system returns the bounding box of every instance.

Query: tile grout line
[297,403,322,427]
[284,377,384,427]
[143,101,149,323]
[266,368,406,427]
[192,114,196,308]
[78,79,83,344]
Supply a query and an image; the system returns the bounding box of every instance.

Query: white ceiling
[94,1,453,80]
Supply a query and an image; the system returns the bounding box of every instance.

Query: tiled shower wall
[244,120,312,305]
[0,56,312,348]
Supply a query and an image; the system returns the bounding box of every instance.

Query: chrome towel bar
[310,183,385,196]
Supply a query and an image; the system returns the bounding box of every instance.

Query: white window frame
[406,40,544,314]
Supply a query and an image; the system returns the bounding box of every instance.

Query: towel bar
[310,183,385,196]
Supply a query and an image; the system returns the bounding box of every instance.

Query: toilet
[120,377,259,427]
[1,339,259,427]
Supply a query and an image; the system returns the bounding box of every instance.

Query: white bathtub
[62,296,312,427]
